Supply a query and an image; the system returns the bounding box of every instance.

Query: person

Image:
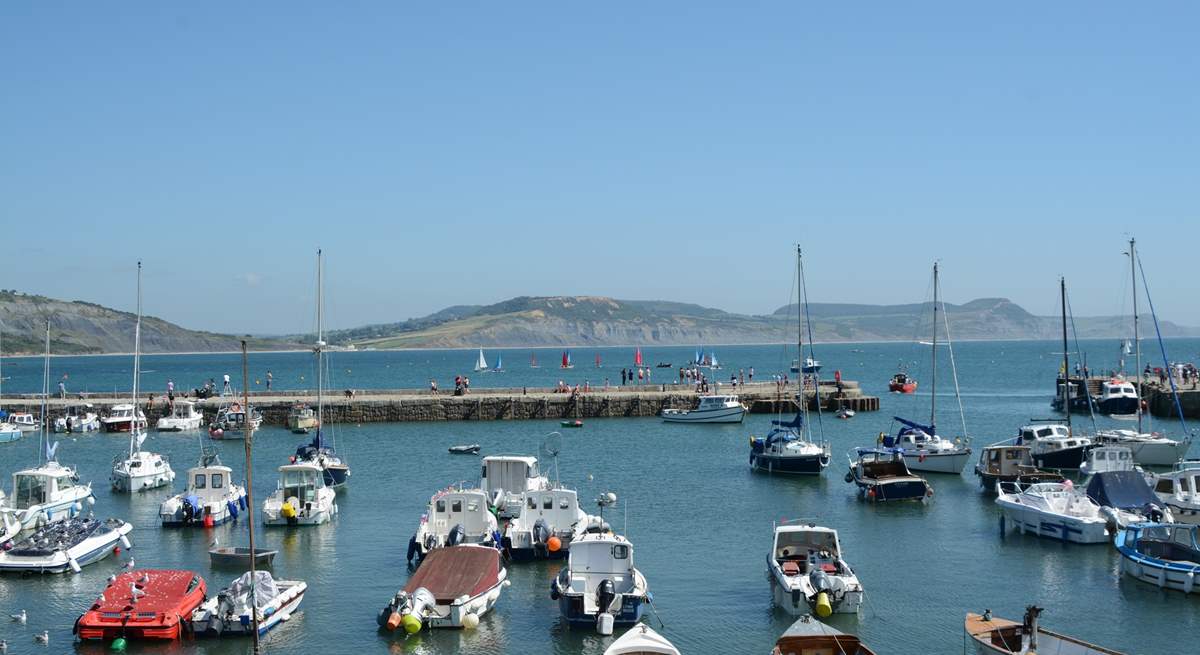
[637,367,644,384]
[430,378,439,395]
[646,367,651,384]
[730,374,737,388]
[749,367,754,382]
[266,370,273,391]
[58,380,66,399]
[621,368,627,385]
[167,379,175,398]
[223,374,231,395]
[604,377,610,391]
[739,368,745,387]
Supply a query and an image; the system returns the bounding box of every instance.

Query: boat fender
[447,524,466,547]
[280,502,297,519]
[925,487,934,498]
[550,582,560,601]
[239,495,247,511]
[815,591,833,618]
[547,536,562,553]
[226,501,239,520]
[491,530,502,548]
[462,612,479,629]
[203,513,214,528]
[596,612,615,636]
[406,536,418,563]
[844,471,854,484]
[68,558,82,574]
[1185,570,1195,594]
[119,535,131,550]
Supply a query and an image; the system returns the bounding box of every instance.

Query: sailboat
[531,353,539,369]
[474,348,489,372]
[633,348,643,369]
[493,352,503,372]
[293,250,351,488]
[561,351,574,369]
[111,263,176,493]
[595,353,603,368]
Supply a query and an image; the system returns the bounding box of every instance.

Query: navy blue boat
[749,411,830,475]
[294,429,350,488]
[549,526,649,633]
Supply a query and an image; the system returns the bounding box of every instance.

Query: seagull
[123,558,135,570]
[130,582,146,601]
[138,572,151,584]
[107,574,117,585]
[34,631,49,645]
[1,638,8,653]
[10,610,25,624]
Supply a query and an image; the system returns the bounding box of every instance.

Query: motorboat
[191,571,306,637]
[0,461,95,534]
[974,444,1065,492]
[156,400,204,431]
[550,523,649,635]
[771,615,877,655]
[1094,379,1140,416]
[481,455,550,519]
[995,481,1110,544]
[1050,377,1092,413]
[767,521,863,617]
[835,407,855,419]
[75,569,208,641]
[261,461,338,526]
[379,544,508,632]
[605,624,681,655]
[561,420,584,428]
[1094,428,1190,467]
[1080,445,1136,478]
[876,417,971,474]
[1148,463,1200,524]
[8,412,39,432]
[1084,470,1171,528]
[846,449,932,502]
[208,546,277,568]
[888,372,917,394]
[1016,423,1092,470]
[111,449,175,493]
[208,403,262,440]
[0,419,19,443]
[287,404,318,433]
[159,451,248,527]
[790,357,822,374]
[407,486,499,564]
[449,444,481,455]
[1115,522,1200,594]
[965,605,1122,655]
[101,404,147,433]
[749,411,830,475]
[503,487,594,561]
[0,517,132,574]
[661,394,747,423]
[53,405,100,433]
[293,430,350,488]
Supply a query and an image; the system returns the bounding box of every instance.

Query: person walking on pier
[58,379,67,399]
[430,378,439,395]
[749,366,754,382]
[223,373,231,395]
[266,370,273,391]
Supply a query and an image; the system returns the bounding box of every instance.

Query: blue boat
[549,523,649,633]
[750,411,830,475]
[845,449,932,502]
[1115,523,1200,593]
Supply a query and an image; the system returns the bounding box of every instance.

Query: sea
[1,339,1198,655]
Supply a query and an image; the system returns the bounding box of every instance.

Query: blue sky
[2,3,1197,334]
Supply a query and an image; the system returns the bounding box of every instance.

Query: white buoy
[86,496,95,505]
[596,612,614,636]
[119,535,132,549]
[68,558,82,574]
[462,612,479,629]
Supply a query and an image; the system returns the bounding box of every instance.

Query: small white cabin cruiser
[0,461,95,535]
[9,412,39,432]
[379,545,508,632]
[1149,463,1200,524]
[101,404,146,433]
[661,394,746,423]
[550,525,649,635]
[767,521,864,617]
[995,481,1110,544]
[503,487,594,561]
[262,462,338,526]
[208,404,262,440]
[286,404,318,434]
[605,624,681,655]
[160,452,248,527]
[481,455,550,519]
[1094,379,1140,416]
[0,517,132,574]
[877,417,971,474]
[407,487,499,564]
[1094,428,1190,467]
[111,449,175,493]
[156,401,204,431]
[191,571,306,637]
[53,405,100,434]
[1017,424,1092,470]
[1080,446,1136,478]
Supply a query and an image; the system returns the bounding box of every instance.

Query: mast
[130,262,143,458]
[316,250,324,442]
[241,340,261,651]
[796,245,803,367]
[931,263,938,429]
[1130,238,1142,433]
[1061,278,1071,433]
[40,321,49,465]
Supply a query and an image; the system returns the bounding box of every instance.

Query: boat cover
[226,571,279,609]
[92,569,205,614]
[1086,470,1159,511]
[404,545,500,603]
[8,517,117,556]
[772,411,803,429]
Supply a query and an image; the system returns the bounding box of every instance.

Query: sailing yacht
[111,263,175,493]
[474,348,489,372]
[493,352,504,372]
[561,351,573,369]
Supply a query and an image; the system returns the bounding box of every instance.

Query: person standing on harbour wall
[266,370,273,391]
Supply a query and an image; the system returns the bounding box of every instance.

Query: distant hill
[0,291,294,355]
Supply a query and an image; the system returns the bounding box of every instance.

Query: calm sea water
[1,340,1198,655]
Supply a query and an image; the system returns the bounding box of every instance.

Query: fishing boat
[661,394,747,423]
[771,615,877,655]
[503,487,594,561]
[1115,522,1200,593]
[888,371,917,394]
[1095,379,1140,416]
[286,403,318,433]
[845,449,932,502]
[53,405,100,433]
[156,400,204,431]
[191,571,307,636]
[1051,376,1092,413]
[750,410,831,475]
[1094,428,1190,466]
[101,404,147,433]
[965,605,1122,655]
[1016,423,1093,470]
[208,545,278,568]
[0,517,132,574]
[605,624,681,655]
[1080,445,1136,478]
[159,450,248,527]
[8,412,39,432]
[1148,462,1200,523]
[407,486,499,564]
[767,521,863,617]
[261,461,338,526]
[208,402,263,440]
[75,569,208,641]
[790,357,822,374]
[561,351,574,369]
[995,481,1111,544]
[1084,470,1170,528]
[379,544,508,632]
[481,455,550,518]
[449,444,481,455]
[550,516,649,635]
[974,444,1065,492]
[474,348,489,372]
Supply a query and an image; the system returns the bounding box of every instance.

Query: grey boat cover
[1085,470,1158,511]
[227,570,279,609]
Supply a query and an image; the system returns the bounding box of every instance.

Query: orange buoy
[385,612,403,631]
[203,513,214,528]
[547,536,562,552]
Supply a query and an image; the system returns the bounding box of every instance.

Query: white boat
[474,347,489,372]
[0,461,95,535]
[1016,423,1093,470]
[160,450,248,527]
[208,403,262,440]
[790,357,821,374]
[481,455,550,518]
[1094,379,1140,416]
[157,400,204,431]
[407,486,499,564]
[53,405,100,433]
[550,519,650,635]
[750,410,830,475]
[1080,445,1136,478]
[100,404,147,433]
[503,486,594,561]
[379,545,508,632]
[767,521,863,617]
[261,462,338,526]
[1094,428,1190,466]
[0,517,132,574]
[0,330,22,442]
[605,624,681,655]
[1084,470,1171,528]
[966,605,1122,655]
[191,571,306,637]
[1149,463,1200,524]
[995,481,1110,544]
[9,412,39,432]
[660,395,747,424]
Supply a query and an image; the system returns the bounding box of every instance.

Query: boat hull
[557,593,646,627]
[853,478,929,502]
[901,451,971,474]
[997,503,1110,544]
[750,453,829,475]
[156,418,203,431]
[192,582,306,636]
[54,419,100,433]
[0,521,130,574]
[1032,445,1090,470]
[0,427,21,443]
[112,468,175,493]
[1096,397,1139,416]
[661,407,746,423]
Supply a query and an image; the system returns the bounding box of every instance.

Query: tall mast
[1061,278,1071,433]
[1130,238,1142,433]
[40,321,49,464]
[796,245,803,364]
[931,263,938,429]
[316,249,324,437]
[130,262,143,457]
[241,341,261,651]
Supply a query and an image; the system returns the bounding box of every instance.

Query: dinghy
[448,444,481,455]
[767,521,863,617]
[407,486,499,564]
[605,624,680,655]
[208,546,277,568]
[191,571,306,637]
[561,420,584,428]
[160,450,248,527]
[76,569,208,641]
[0,517,132,574]
[965,605,1123,654]
[1115,522,1200,594]
[995,481,1110,544]
[481,455,551,519]
[379,544,508,632]
[772,614,877,654]
[846,449,932,502]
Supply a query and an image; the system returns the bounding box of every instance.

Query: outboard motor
[808,569,834,618]
[447,523,466,547]
[406,535,419,564]
[381,587,436,634]
[181,498,196,523]
[1144,502,1165,523]
[595,579,617,636]
[423,532,438,553]
[533,519,550,551]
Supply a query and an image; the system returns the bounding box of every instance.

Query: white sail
[474,348,489,371]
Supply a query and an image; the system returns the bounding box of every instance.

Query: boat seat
[1138,540,1200,565]
[781,560,802,576]
[819,563,838,574]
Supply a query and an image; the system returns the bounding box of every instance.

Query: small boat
[1084,470,1170,528]
[208,403,263,440]
[846,449,932,502]
[749,410,830,475]
[493,352,503,372]
[53,405,100,433]
[550,520,649,635]
[76,569,208,641]
[261,461,338,526]
[9,412,40,432]
[634,348,644,369]
[655,362,672,368]
[790,357,821,374]
[503,487,595,561]
[1094,378,1140,416]
[965,605,1123,655]
[876,418,971,474]
[530,353,539,369]
[101,404,147,433]
[1115,522,1200,593]
[1080,445,1136,478]
[208,546,278,568]
[767,521,863,617]
[481,455,551,519]
[561,350,574,369]
[474,347,489,372]
[1051,376,1092,413]
[1148,462,1200,524]
[293,430,350,488]
[661,394,747,423]
[156,400,204,431]
[407,486,499,564]
[771,614,877,654]
[605,624,680,655]
[160,450,248,527]
[1094,428,1190,466]
[1016,423,1093,470]
[1,460,95,535]
[995,481,1110,544]
[286,404,318,433]
[191,571,306,636]
[561,419,584,428]
[974,444,1065,492]
[0,517,132,574]
[835,407,855,419]
[379,544,508,632]
[888,372,917,394]
[449,444,481,455]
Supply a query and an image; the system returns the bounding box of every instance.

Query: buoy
[113,546,121,556]
[462,612,479,629]
[815,591,833,618]
[547,536,562,553]
[402,613,422,634]
[281,502,297,519]
[119,536,131,549]
[111,637,127,651]
[203,513,214,528]
[69,558,82,574]
[385,611,402,631]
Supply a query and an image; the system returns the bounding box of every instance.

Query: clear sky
[2,3,1197,334]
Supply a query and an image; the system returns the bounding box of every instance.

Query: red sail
[635,347,643,366]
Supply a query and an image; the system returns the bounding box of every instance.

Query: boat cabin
[481,456,544,500]
[520,488,582,527]
[978,446,1036,477]
[107,404,139,420]
[1085,446,1134,475]
[1131,524,1200,565]
[427,489,493,538]
[170,401,200,419]
[855,450,914,480]
[1019,424,1091,451]
[772,524,841,576]
[9,413,37,429]
[564,533,636,595]
[1153,469,1200,499]
[186,463,234,500]
[696,395,741,410]
[9,464,79,510]
[275,464,327,503]
[1099,380,1138,402]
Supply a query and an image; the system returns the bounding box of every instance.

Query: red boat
[76,570,207,641]
[888,373,918,394]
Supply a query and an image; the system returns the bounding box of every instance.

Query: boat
[995,481,1110,544]
[159,449,248,527]
[407,486,499,564]
[1115,522,1200,593]
[1084,469,1170,528]
[474,347,489,372]
[965,605,1122,655]
[974,444,1065,492]
[771,614,877,655]
[208,402,262,440]
[790,357,822,374]
[660,394,747,423]
[100,404,147,433]
[493,352,504,372]
[53,404,100,433]
[656,362,672,368]
[1080,445,1136,478]
[1016,423,1093,470]
[835,407,855,419]
[75,569,208,641]
[449,444,481,454]
[561,420,583,428]
[633,348,643,370]
[156,400,204,431]
[208,546,278,568]
[1050,376,1092,413]
[1095,379,1140,415]
[1148,462,1200,524]
[0,330,23,442]
[286,403,317,433]
[605,624,681,655]
[261,461,338,526]
[503,487,594,561]
[550,516,649,635]
[846,448,932,502]
[379,544,508,632]
[190,571,307,636]
[888,371,917,394]
[767,521,863,617]
[750,410,831,475]
[8,412,39,432]
[0,516,132,574]
[531,353,539,369]
[561,351,574,369]
[596,352,602,368]
[1094,428,1190,466]
[481,455,551,518]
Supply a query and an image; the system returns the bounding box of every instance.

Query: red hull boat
[76,569,207,641]
[888,373,918,394]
